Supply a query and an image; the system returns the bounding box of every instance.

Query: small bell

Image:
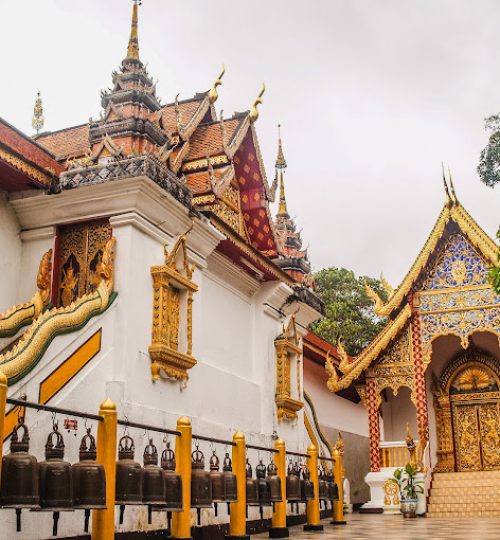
[161,442,183,532]
[1,418,40,532]
[37,424,74,536]
[245,459,259,518]
[72,428,106,533]
[301,468,314,503]
[256,460,271,519]
[222,452,237,513]
[286,462,301,506]
[115,434,143,525]
[190,445,212,526]
[326,471,338,504]
[267,462,282,503]
[209,450,225,516]
[318,467,329,509]
[143,439,166,524]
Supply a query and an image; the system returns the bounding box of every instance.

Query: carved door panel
[478,403,500,470]
[55,220,111,307]
[453,404,482,471]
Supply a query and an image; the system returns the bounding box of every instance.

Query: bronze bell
[245,460,259,509]
[115,434,143,525]
[301,469,314,503]
[143,439,166,524]
[72,427,106,533]
[286,462,301,504]
[266,462,282,503]
[38,424,74,536]
[209,450,225,516]
[318,468,329,509]
[161,442,183,512]
[1,418,40,532]
[326,471,338,502]
[256,460,271,519]
[191,445,212,525]
[222,453,237,503]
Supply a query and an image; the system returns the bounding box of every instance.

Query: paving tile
[253,513,500,539]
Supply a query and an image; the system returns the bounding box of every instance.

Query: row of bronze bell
[0,420,106,535]
[246,459,283,519]
[115,434,183,528]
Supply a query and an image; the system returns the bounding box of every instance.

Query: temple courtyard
[254,514,500,539]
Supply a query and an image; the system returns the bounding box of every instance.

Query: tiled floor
[254,513,500,539]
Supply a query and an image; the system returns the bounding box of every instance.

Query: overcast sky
[2,0,498,285]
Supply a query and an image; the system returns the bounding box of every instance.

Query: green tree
[310,267,388,356]
[478,115,500,187]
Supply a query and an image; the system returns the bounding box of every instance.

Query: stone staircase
[427,470,500,518]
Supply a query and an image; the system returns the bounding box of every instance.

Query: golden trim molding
[0,146,53,188]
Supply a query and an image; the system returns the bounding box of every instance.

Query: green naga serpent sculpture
[0,237,116,384]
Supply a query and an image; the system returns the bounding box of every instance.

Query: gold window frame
[275,316,304,422]
[149,235,198,383]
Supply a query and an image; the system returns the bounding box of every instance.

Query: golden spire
[32,90,44,135]
[275,124,287,169]
[126,0,140,60]
[249,82,265,123]
[277,169,288,217]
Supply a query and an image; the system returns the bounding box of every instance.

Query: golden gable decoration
[275,316,304,422]
[149,234,198,383]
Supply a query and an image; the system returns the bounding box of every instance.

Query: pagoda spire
[276,125,289,218]
[32,90,44,135]
[126,0,140,61]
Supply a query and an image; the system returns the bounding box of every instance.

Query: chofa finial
[441,162,451,205]
[249,82,265,123]
[209,65,225,104]
[32,90,44,136]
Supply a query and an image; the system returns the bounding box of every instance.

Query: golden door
[453,401,500,471]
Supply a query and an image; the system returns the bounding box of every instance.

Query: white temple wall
[380,386,417,441]
[0,191,22,308]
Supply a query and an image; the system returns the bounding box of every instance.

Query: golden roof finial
[208,65,225,104]
[126,0,141,60]
[447,165,458,204]
[441,162,451,205]
[32,90,44,136]
[249,82,265,123]
[275,124,287,169]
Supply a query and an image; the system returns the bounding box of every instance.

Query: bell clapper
[84,509,91,532]
[197,507,201,527]
[119,504,125,525]
[52,511,60,537]
[16,509,22,532]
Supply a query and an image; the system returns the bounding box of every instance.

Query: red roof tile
[36,124,90,160]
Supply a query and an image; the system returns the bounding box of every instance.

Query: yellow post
[227,432,248,539]
[0,372,7,488]
[171,417,192,539]
[92,397,118,540]
[269,438,288,538]
[332,434,346,525]
[304,443,323,531]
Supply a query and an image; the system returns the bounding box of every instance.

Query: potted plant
[393,463,424,518]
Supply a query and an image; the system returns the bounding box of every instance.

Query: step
[428,510,500,518]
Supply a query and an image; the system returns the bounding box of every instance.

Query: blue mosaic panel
[422,234,490,290]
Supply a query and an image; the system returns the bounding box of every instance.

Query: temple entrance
[450,364,500,471]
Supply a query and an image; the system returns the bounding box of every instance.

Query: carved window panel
[149,235,198,383]
[275,316,304,422]
[54,219,111,307]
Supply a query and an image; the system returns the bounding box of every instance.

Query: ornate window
[54,219,112,307]
[148,235,198,383]
[275,316,304,422]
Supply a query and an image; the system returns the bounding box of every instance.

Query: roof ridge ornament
[208,65,225,104]
[447,165,459,205]
[249,82,265,123]
[32,90,45,136]
[441,162,452,207]
[126,0,141,61]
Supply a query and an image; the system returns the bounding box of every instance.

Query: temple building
[0,3,352,538]
[327,181,500,517]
